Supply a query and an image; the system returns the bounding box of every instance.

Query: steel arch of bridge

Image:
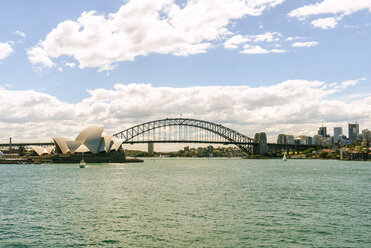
[113,118,254,154]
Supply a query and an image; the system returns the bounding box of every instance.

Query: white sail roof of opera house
[50,125,123,155]
[30,146,54,156]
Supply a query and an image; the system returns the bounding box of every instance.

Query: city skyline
[0,0,370,142]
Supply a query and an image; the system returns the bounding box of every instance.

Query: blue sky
[0,0,370,142]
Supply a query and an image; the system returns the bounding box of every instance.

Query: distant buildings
[295,136,312,145]
[318,126,327,137]
[348,122,359,142]
[323,137,333,146]
[270,122,368,149]
[362,129,371,147]
[277,134,294,144]
[334,127,343,141]
[313,135,322,145]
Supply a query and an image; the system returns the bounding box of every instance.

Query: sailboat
[282,154,287,161]
[79,159,86,168]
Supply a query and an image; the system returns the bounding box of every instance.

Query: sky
[0,0,370,145]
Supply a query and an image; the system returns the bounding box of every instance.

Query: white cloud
[224,32,282,49]
[285,36,304,41]
[292,41,318,47]
[0,42,13,60]
[240,45,285,54]
[14,30,26,37]
[57,67,63,72]
[0,78,369,143]
[271,49,285,53]
[288,0,371,27]
[65,62,76,68]
[224,32,287,53]
[27,46,55,68]
[250,32,282,42]
[311,17,341,29]
[240,45,270,54]
[339,77,366,89]
[224,34,249,49]
[27,0,285,71]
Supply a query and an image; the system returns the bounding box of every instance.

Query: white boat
[79,159,86,168]
[282,154,287,161]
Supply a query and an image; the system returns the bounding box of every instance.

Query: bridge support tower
[253,132,268,155]
[148,142,154,156]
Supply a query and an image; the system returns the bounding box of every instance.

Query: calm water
[0,159,370,247]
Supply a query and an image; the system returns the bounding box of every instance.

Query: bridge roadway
[122,140,318,153]
[0,142,54,148]
[122,140,317,148]
[0,141,317,152]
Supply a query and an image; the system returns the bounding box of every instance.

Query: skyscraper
[348,123,359,141]
[334,127,343,141]
[318,126,327,137]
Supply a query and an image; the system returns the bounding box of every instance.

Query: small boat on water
[282,154,287,161]
[79,159,86,168]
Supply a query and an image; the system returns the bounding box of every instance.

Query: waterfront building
[295,136,310,145]
[334,127,343,141]
[324,137,333,146]
[278,133,295,145]
[30,125,124,156]
[362,129,371,147]
[277,134,287,144]
[313,135,323,145]
[30,146,54,156]
[338,135,350,145]
[287,135,295,145]
[348,122,359,142]
[277,134,294,144]
[308,136,313,145]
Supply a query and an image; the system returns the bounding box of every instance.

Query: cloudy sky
[0,0,370,144]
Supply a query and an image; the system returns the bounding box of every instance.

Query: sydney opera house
[30,125,132,163]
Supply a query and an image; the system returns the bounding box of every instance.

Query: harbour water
[1,159,370,247]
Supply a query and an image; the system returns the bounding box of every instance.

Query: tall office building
[334,127,343,141]
[277,134,294,144]
[318,126,327,137]
[348,123,359,141]
[362,129,371,147]
[277,134,287,144]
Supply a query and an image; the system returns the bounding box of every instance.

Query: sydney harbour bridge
[0,118,318,155]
